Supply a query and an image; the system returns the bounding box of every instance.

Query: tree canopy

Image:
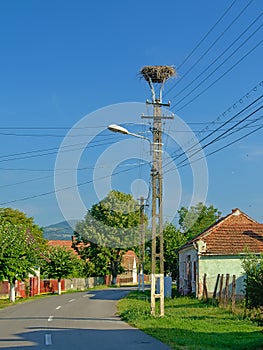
[74,190,144,283]
[0,208,45,301]
[163,223,188,279]
[178,202,221,239]
[162,203,221,279]
[40,246,81,294]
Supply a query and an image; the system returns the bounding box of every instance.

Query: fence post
[231,275,236,312]
[219,274,224,304]
[213,274,220,300]
[224,274,230,307]
[202,273,208,300]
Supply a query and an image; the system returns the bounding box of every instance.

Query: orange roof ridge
[179,208,261,251]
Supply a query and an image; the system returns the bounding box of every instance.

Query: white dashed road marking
[45,333,52,346]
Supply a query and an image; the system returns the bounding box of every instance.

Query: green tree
[74,190,143,284]
[178,203,221,239]
[40,246,80,294]
[241,253,263,309]
[163,223,188,280]
[160,204,220,280]
[0,208,45,302]
[0,208,45,248]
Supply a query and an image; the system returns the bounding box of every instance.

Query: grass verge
[117,291,263,350]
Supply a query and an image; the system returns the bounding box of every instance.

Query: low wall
[1,274,150,299]
[64,277,105,291]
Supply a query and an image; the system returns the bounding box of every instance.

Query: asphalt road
[0,288,170,349]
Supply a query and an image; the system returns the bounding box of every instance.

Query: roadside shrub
[241,253,263,323]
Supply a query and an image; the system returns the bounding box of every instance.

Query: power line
[164,0,238,95]
[0,161,152,205]
[171,39,262,112]
[161,95,262,175]
[164,121,263,174]
[167,94,262,164]
[0,125,108,130]
[0,161,150,187]
[175,105,262,169]
[0,139,123,163]
[165,0,254,97]
[162,103,262,175]
[170,14,262,103]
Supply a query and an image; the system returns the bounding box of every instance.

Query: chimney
[232,208,241,215]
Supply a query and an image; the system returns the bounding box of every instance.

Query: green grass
[117,291,263,350]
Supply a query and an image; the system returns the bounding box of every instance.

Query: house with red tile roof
[178,208,263,298]
[47,240,79,256]
[47,240,138,280]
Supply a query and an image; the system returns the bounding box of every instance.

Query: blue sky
[0,0,262,228]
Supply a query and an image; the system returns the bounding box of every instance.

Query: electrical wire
[170,14,262,103]
[165,0,254,97]
[0,160,151,205]
[0,139,124,163]
[164,0,238,96]
[171,39,262,112]
[164,122,263,174]
[162,104,262,175]
[175,106,262,168]
[166,94,263,166]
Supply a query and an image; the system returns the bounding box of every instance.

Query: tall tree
[163,223,188,280]
[161,204,221,280]
[40,246,80,294]
[74,190,144,284]
[0,208,45,301]
[178,203,221,239]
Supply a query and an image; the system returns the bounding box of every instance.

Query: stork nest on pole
[140,65,176,83]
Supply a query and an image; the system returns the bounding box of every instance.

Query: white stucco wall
[179,247,246,298]
[178,246,198,295]
[198,255,246,298]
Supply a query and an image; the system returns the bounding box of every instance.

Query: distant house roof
[179,208,263,255]
[47,240,78,255]
[47,241,138,266]
[48,240,73,248]
[121,250,138,271]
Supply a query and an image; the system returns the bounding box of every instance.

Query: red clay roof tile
[179,208,263,255]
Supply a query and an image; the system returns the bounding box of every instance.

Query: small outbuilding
[178,208,263,298]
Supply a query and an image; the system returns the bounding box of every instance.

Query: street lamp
[108,124,151,143]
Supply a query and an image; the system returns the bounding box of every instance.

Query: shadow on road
[0,327,170,350]
[85,287,135,300]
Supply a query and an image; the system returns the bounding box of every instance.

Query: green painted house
[178,208,263,298]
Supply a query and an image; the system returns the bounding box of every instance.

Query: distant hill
[43,220,79,240]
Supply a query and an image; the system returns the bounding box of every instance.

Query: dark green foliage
[40,246,79,281]
[162,203,220,279]
[178,202,221,239]
[0,208,45,284]
[74,190,143,283]
[163,223,187,279]
[242,254,263,309]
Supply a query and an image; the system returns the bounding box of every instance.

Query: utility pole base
[151,274,165,317]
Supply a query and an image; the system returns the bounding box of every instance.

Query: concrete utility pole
[138,196,146,292]
[140,66,175,316]
[139,196,146,274]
